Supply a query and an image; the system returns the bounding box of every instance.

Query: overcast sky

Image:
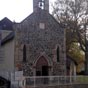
[0,0,55,22]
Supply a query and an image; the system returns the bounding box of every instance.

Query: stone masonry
[13,0,66,76]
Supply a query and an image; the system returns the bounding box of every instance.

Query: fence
[20,76,88,87]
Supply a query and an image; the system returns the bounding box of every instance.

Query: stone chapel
[14,0,66,76]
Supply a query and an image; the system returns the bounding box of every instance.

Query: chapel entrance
[36,56,49,76]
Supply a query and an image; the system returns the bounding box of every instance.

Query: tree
[52,0,88,74]
[68,43,85,73]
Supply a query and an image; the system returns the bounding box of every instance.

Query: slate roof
[0,17,13,31]
[1,32,14,45]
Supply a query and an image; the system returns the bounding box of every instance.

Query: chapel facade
[14,0,66,76]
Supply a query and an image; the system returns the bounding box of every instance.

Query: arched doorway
[36,56,49,76]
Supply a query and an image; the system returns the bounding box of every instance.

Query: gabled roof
[1,32,14,45]
[0,17,13,31]
[20,9,61,28]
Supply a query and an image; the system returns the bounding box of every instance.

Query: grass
[76,76,88,84]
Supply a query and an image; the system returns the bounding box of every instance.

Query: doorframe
[33,52,52,76]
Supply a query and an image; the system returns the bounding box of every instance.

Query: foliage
[52,0,88,52]
[52,0,88,57]
[68,43,85,72]
[68,43,85,63]
[52,0,88,72]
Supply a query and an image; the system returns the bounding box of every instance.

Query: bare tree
[52,0,88,74]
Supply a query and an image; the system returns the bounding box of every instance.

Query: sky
[0,0,55,22]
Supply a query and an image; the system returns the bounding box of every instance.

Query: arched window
[23,45,26,62]
[57,47,60,62]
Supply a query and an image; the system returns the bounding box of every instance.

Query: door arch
[35,56,49,76]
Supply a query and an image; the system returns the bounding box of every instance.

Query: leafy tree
[68,43,85,63]
[68,43,85,73]
[52,0,88,74]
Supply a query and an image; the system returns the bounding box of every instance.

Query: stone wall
[14,9,66,76]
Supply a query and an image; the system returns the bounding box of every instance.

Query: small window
[39,23,45,29]
[57,47,60,62]
[23,45,26,62]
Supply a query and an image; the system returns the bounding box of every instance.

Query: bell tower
[33,0,49,12]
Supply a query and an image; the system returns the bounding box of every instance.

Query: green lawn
[76,76,88,84]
